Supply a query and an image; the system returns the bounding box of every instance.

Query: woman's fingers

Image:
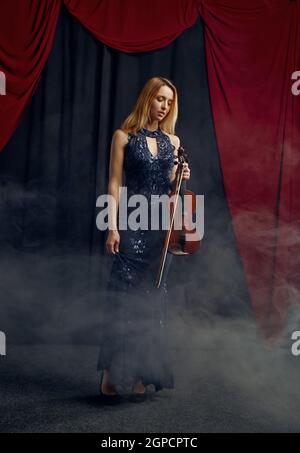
[182,163,191,180]
[106,239,113,255]
[106,238,120,255]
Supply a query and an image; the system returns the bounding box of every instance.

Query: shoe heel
[99,371,104,396]
[99,370,121,403]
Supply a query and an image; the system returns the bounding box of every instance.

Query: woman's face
[149,85,174,123]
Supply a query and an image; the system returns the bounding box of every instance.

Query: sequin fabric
[124,127,174,200]
[97,127,176,394]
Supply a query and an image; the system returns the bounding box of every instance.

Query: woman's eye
[157,97,172,105]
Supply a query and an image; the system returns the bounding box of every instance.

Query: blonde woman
[97,77,191,402]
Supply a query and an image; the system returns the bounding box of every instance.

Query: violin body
[168,188,202,255]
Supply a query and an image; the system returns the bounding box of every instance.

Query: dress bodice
[124,127,175,199]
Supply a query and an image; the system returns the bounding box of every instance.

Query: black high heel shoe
[99,371,122,404]
[129,379,147,403]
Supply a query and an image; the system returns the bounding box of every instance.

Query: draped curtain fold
[201,0,300,336]
[64,0,199,52]
[0,0,61,151]
[0,0,199,151]
[0,0,299,338]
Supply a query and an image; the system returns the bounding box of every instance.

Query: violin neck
[178,176,187,215]
[179,179,187,197]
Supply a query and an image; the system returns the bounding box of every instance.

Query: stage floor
[0,343,299,433]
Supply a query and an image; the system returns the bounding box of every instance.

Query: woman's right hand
[106,230,120,255]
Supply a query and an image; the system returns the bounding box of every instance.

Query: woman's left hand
[182,162,191,180]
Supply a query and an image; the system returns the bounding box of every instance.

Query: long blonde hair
[121,77,178,135]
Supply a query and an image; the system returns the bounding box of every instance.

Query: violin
[155,145,202,288]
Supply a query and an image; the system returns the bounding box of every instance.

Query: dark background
[0,5,251,344]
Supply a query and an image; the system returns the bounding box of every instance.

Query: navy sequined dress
[97,127,176,394]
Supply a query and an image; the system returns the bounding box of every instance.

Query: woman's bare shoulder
[112,128,129,145]
[164,132,180,150]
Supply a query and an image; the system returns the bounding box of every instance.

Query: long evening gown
[97,126,176,394]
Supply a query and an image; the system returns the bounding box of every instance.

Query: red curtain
[0,0,198,151]
[64,0,199,53]
[0,0,61,152]
[201,0,300,337]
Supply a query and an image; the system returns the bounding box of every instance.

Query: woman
[97,76,190,400]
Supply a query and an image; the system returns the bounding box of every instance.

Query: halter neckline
[139,127,162,138]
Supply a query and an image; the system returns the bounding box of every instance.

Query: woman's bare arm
[107,129,128,231]
[105,129,128,255]
[169,135,180,190]
[168,135,190,190]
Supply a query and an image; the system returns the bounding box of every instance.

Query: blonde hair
[121,77,178,135]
